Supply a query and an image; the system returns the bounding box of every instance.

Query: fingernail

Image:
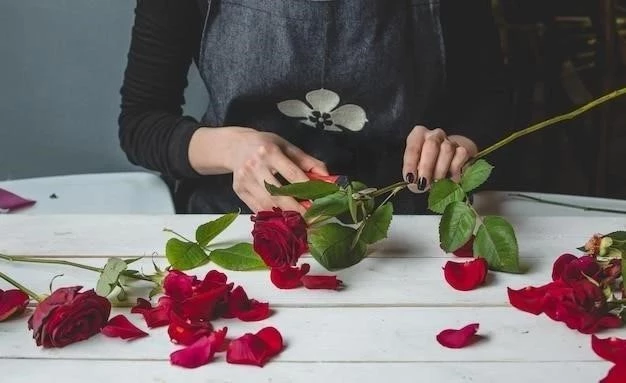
[417,177,427,191]
[405,173,415,183]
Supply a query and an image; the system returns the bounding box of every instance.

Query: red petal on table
[208,327,229,352]
[270,264,311,289]
[223,286,270,322]
[163,270,197,301]
[101,314,148,340]
[436,323,480,349]
[196,270,231,293]
[443,258,488,291]
[131,297,173,328]
[168,312,213,346]
[551,253,578,281]
[226,327,284,367]
[0,289,29,321]
[301,275,343,290]
[592,335,626,364]
[600,363,626,383]
[452,236,475,258]
[507,283,554,315]
[170,336,216,369]
[236,300,270,322]
[181,284,229,321]
[0,188,36,211]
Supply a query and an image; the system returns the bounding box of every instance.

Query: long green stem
[476,87,626,159]
[0,254,153,282]
[0,270,42,302]
[370,181,408,199]
[508,193,626,215]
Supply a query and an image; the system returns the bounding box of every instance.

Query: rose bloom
[28,286,111,348]
[251,208,308,269]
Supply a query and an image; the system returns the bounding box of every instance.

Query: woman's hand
[189,127,328,213]
[402,126,478,193]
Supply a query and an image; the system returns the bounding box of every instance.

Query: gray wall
[0,0,207,180]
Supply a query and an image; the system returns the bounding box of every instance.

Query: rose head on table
[2,87,626,381]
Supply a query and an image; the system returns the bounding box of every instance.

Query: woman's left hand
[402,125,478,193]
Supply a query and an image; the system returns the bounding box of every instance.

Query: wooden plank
[0,307,619,362]
[0,256,564,307]
[1,215,622,257]
[1,359,612,383]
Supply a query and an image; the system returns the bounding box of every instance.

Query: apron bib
[183,0,446,214]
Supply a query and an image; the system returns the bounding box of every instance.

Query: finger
[433,139,457,180]
[449,146,471,182]
[402,126,428,186]
[237,190,263,213]
[268,148,313,185]
[416,129,446,192]
[284,144,329,176]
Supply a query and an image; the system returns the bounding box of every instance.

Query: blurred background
[1,0,625,206]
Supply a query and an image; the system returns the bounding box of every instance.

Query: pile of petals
[592,335,626,382]
[507,253,623,334]
[125,269,283,368]
[251,208,342,290]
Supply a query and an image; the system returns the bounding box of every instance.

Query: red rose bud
[600,363,626,383]
[592,335,626,364]
[270,264,311,289]
[168,311,213,346]
[226,326,283,367]
[28,286,111,348]
[131,297,173,328]
[170,335,217,369]
[101,314,149,341]
[436,323,480,349]
[0,289,30,322]
[222,286,270,322]
[301,275,343,290]
[451,236,474,257]
[443,258,488,291]
[251,208,309,269]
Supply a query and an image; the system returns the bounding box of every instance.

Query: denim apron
[182,0,447,214]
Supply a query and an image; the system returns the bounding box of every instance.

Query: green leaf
[304,191,349,220]
[96,258,128,297]
[606,231,626,241]
[474,216,520,273]
[123,257,143,265]
[360,203,393,245]
[439,201,476,252]
[210,243,268,271]
[265,180,339,200]
[350,181,368,192]
[347,184,358,223]
[116,285,128,302]
[165,238,209,271]
[428,179,465,214]
[195,210,240,247]
[460,159,494,193]
[308,223,367,271]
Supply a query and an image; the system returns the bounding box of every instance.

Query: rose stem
[162,228,195,243]
[508,193,626,214]
[0,254,153,282]
[0,270,42,302]
[476,87,626,159]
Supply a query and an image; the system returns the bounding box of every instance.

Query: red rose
[28,286,111,348]
[251,208,308,269]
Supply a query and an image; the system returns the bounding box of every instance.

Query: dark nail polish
[405,173,415,183]
[417,177,427,191]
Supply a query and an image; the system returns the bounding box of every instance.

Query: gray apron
[182,0,447,214]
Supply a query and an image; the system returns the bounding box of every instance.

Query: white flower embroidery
[277,88,368,132]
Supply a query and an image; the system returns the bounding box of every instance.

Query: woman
[118,0,510,214]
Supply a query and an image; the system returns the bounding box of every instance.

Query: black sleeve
[118,0,204,179]
[440,0,512,151]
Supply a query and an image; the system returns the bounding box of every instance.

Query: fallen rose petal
[452,236,474,258]
[436,323,480,349]
[443,258,488,291]
[181,285,229,321]
[270,264,311,289]
[0,188,36,211]
[0,289,30,322]
[551,253,578,281]
[255,326,283,356]
[226,327,283,367]
[592,335,626,364]
[507,283,554,315]
[131,297,173,328]
[236,300,270,322]
[301,275,343,290]
[168,312,213,346]
[208,327,228,352]
[600,363,626,383]
[163,270,197,301]
[101,314,148,341]
[196,270,231,294]
[170,336,216,369]
[222,286,270,322]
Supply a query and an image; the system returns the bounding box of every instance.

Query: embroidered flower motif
[277,88,368,132]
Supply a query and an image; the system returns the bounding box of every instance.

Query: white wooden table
[1,214,624,382]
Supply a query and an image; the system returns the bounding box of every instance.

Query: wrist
[189,127,250,175]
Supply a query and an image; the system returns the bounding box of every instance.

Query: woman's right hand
[189,127,328,213]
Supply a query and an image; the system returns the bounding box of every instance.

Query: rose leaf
[308,223,367,271]
[165,238,209,271]
[196,210,240,247]
[210,243,268,271]
[474,216,521,273]
[439,201,476,252]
